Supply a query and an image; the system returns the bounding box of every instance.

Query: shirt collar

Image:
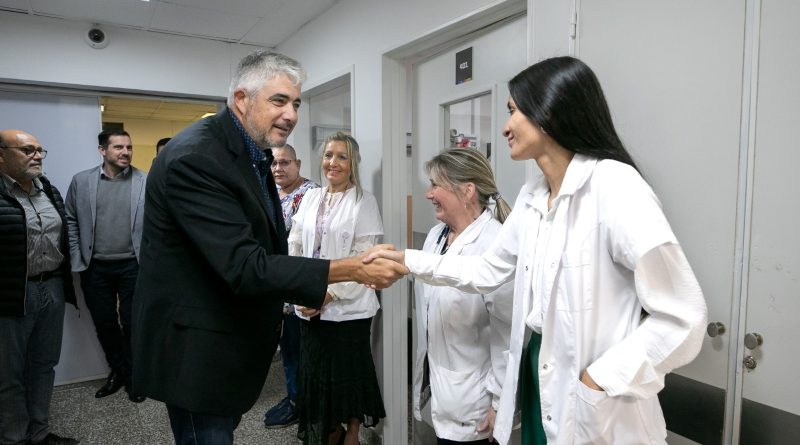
[99,165,131,179]
[0,172,43,195]
[229,108,270,165]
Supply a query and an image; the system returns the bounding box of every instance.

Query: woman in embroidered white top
[367,57,707,445]
[292,132,385,445]
[412,148,515,444]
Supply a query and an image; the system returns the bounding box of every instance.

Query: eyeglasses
[2,145,48,159]
[270,159,295,169]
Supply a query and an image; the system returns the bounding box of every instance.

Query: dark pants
[0,277,65,445]
[280,312,301,401]
[79,258,138,382]
[167,404,241,445]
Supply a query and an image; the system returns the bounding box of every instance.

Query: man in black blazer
[131,51,405,444]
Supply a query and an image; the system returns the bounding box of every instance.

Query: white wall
[0,12,259,98]
[278,0,506,201]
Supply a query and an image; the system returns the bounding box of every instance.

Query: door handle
[706,322,726,337]
[744,332,763,350]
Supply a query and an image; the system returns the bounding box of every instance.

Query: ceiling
[100,97,218,122]
[0,0,338,47]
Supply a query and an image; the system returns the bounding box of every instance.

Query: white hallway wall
[0,12,260,98]
[277,0,522,201]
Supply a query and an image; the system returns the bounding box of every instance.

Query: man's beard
[246,114,286,149]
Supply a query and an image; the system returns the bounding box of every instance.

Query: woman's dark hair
[508,56,638,171]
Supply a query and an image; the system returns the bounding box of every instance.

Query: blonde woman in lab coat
[413,149,514,444]
[292,133,385,445]
[367,57,708,444]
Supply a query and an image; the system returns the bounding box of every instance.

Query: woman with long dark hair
[368,57,707,444]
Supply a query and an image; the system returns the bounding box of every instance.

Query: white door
[578,0,800,443]
[739,0,800,442]
[0,89,109,385]
[410,14,528,248]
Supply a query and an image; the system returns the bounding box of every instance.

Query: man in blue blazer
[65,129,146,403]
[131,51,406,445]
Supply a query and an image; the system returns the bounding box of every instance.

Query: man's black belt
[27,270,62,282]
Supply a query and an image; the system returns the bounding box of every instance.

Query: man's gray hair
[227,50,307,107]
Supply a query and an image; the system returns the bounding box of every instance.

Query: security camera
[84,26,109,49]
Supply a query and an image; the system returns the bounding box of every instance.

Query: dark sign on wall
[456,47,473,85]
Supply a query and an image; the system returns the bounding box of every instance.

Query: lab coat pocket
[575,384,659,445]
[429,365,489,428]
[558,249,593,311]
[574,380,613,445]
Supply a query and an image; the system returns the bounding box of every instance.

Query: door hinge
[570,11,578,40]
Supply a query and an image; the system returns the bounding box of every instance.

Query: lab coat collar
[520,154,598,210]
[446,209,494,254]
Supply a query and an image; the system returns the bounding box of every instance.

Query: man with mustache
[0,129,80,445]
[65,129,147,403]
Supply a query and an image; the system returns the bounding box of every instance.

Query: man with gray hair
[132,50,406,444]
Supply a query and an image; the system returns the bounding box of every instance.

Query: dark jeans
[0,277,65,445]
[79,258,138,381]
[279,312,300,401]
[167,404,241,445]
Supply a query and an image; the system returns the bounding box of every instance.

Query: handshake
[330,244,408,290]
[297,245,409,317]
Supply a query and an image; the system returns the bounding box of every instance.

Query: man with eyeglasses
[0,129,80,445]
[64,129,147,404]
[263,144,318,429]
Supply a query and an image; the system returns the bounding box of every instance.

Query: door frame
[379,1,528,443]
[295,65,355,182]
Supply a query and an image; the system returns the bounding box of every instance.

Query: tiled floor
[48,363,305,445]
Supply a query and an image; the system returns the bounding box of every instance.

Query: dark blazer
[132,108,329,416]
[0,175,76,316]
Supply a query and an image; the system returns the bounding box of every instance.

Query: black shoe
[94,370,124,398]
[126,387,146,403]
[263,397,298,428]
[30,432,80,445]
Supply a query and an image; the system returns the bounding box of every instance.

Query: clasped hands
[359,244,408,289]
[298,245,409,316]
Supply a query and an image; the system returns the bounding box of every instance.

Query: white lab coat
[290,187,383,321]
[405,155,707,445]
[413,210,514,441]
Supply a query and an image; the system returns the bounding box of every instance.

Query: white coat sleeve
[405,204,521,294]
[586,166,708,398]
[483,279,514,409]
[588,243,707,398]
[287,203,305,257]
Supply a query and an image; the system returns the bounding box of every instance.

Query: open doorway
[100,96,221,171]
[294,69,353,185]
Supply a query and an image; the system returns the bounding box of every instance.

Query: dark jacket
[0,175,77,316]
[132,108,329,416]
